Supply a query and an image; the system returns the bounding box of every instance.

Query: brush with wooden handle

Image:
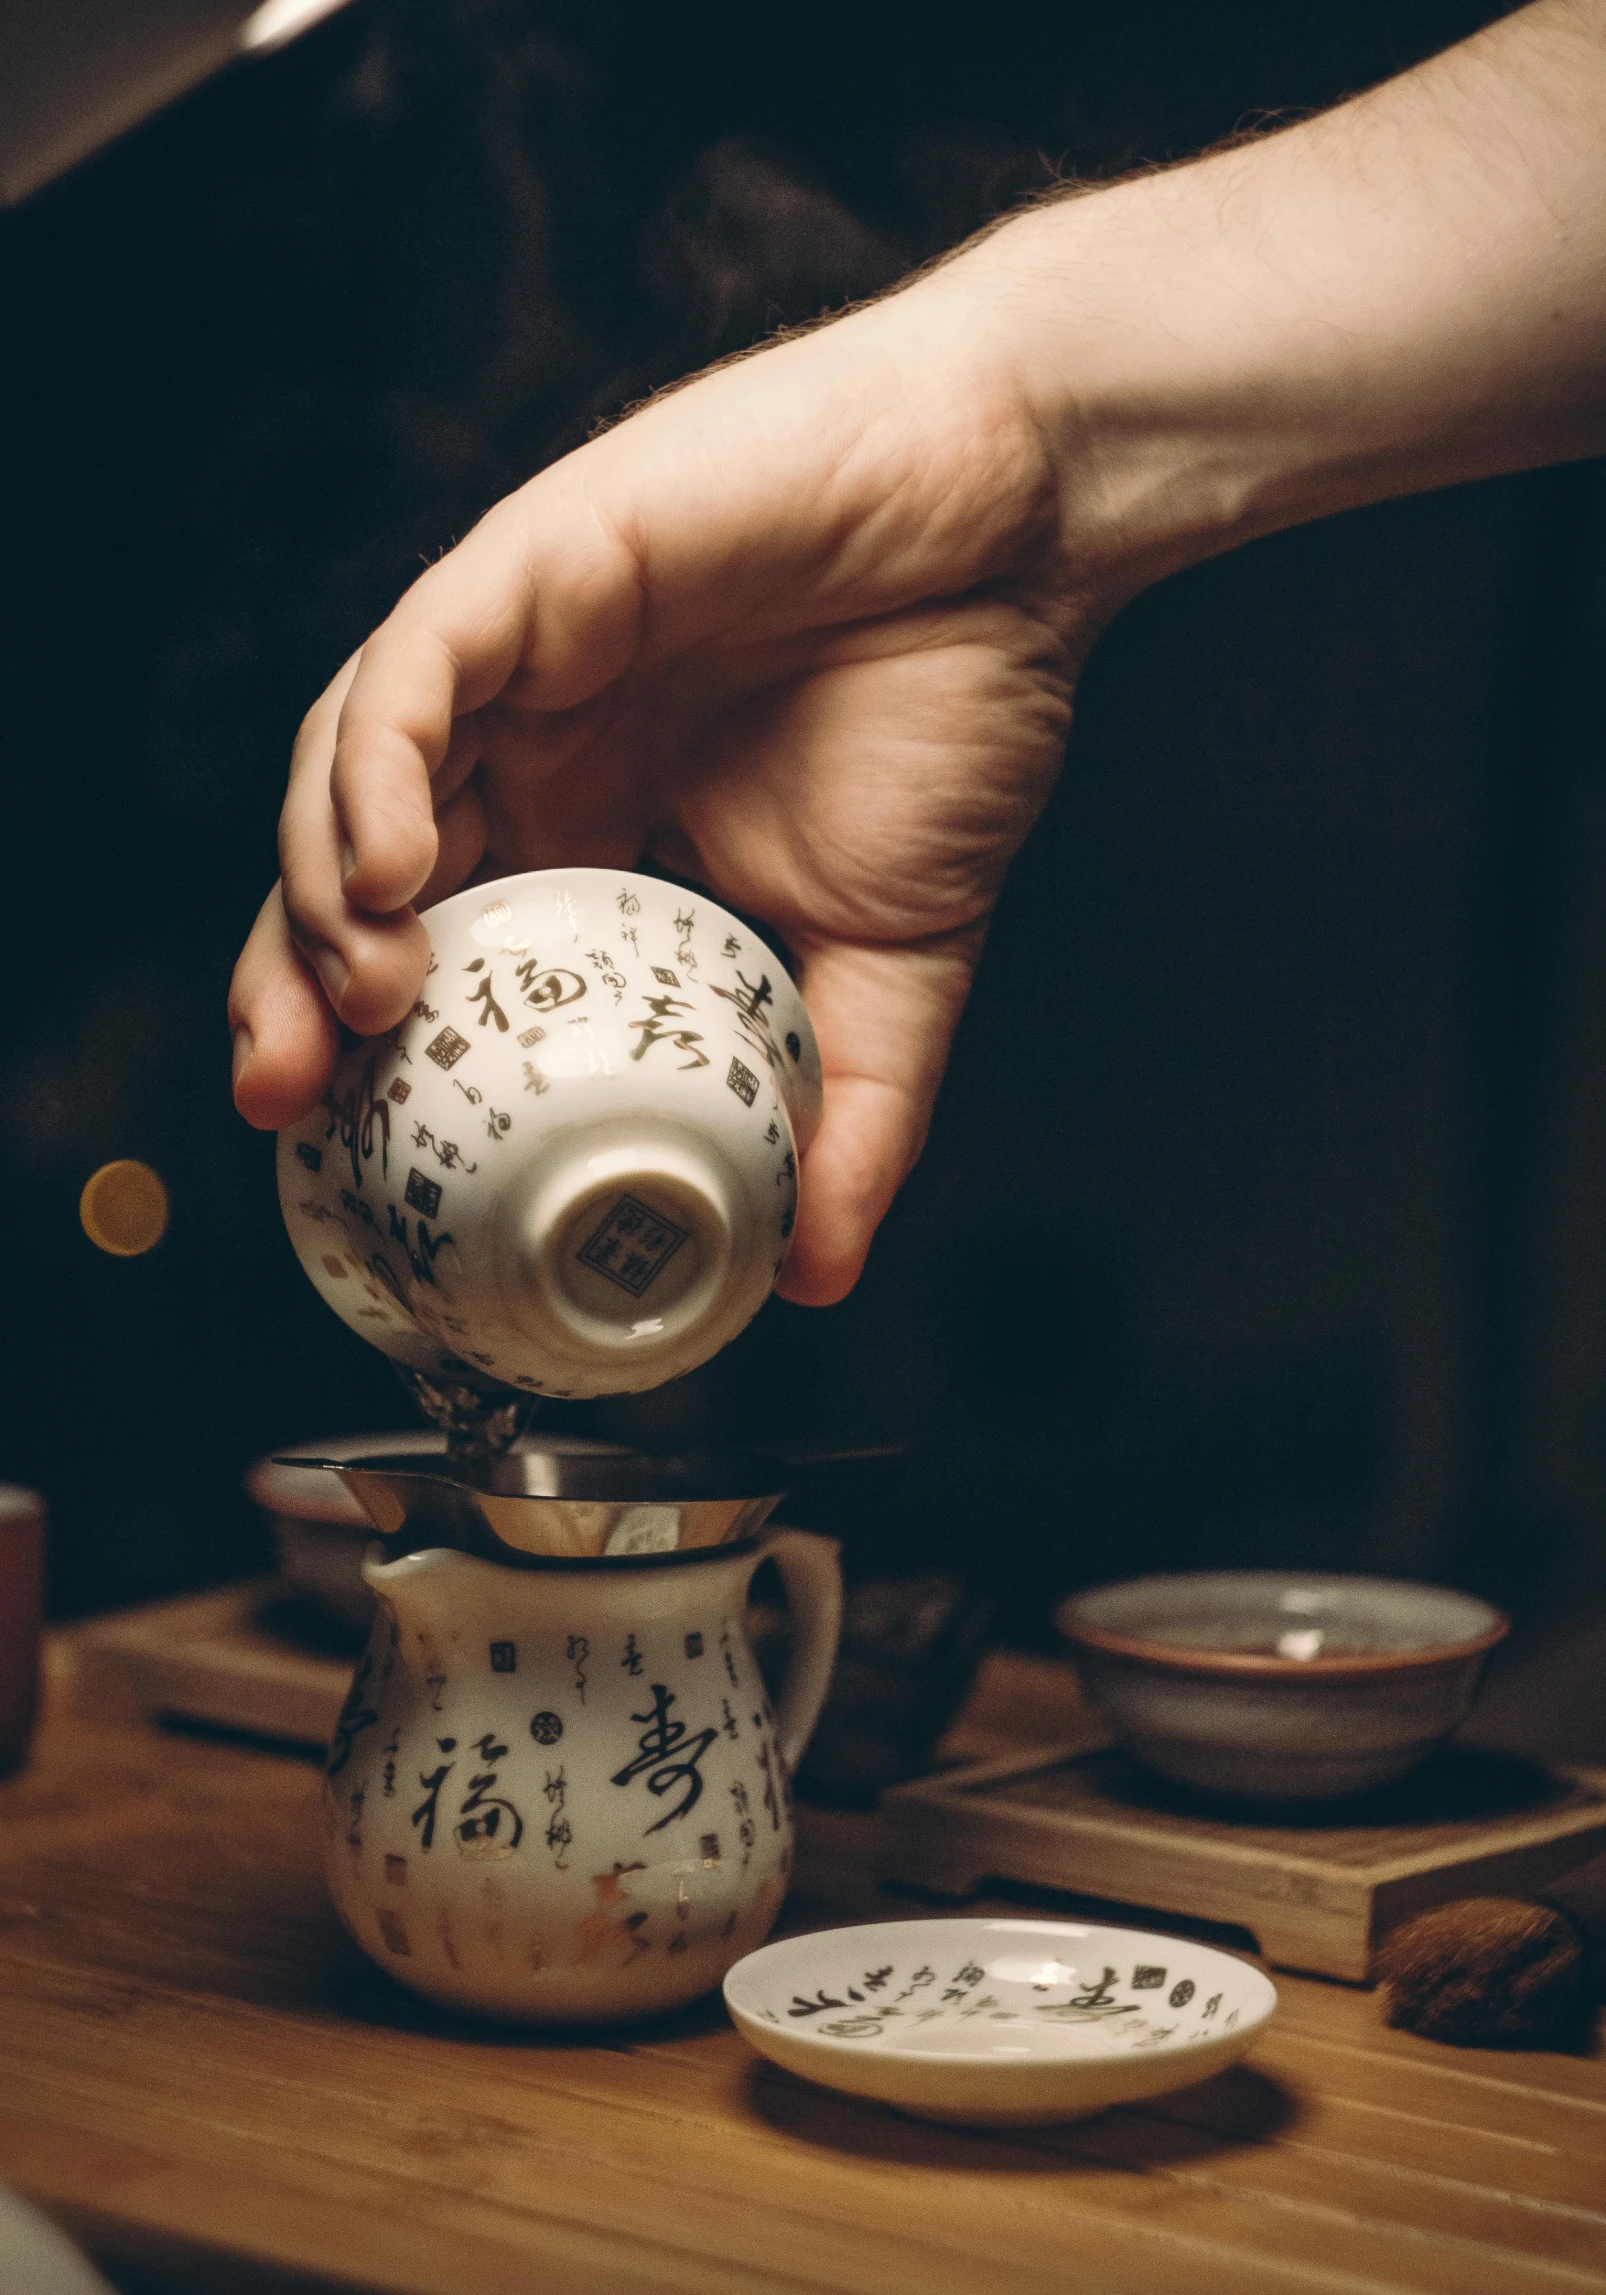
[1376,1854,1606,2044]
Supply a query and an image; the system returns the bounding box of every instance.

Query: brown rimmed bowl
[1055,1571,1508,1805]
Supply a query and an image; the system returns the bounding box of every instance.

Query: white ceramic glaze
[277,869,823,1399]
[321,1529,841,2024]
[1057,1571,1509,1802]
[725,1917,1277,2127]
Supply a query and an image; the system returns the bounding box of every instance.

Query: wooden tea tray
[65,1578,351,1746]
[875,1740,1606,1981]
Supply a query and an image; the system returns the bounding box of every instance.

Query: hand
[228,272,1101,1304]
[231,0,1606,1307]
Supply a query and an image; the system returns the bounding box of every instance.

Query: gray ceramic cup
[1056,1571,1508,1804]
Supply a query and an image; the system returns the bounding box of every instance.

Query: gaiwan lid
[280,1437,786,1568]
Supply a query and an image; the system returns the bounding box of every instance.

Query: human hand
[231,0,1606,1308]
[228,269,1103,1304]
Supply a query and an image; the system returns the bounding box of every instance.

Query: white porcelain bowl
[277,868,822,1400]
[724,1917,1277,2127]
[1057,1571,1509,1803]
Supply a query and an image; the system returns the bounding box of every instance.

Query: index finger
[331,470,648,914]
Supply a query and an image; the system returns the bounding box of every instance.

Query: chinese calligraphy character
[326,1651,377,1778]
[628,991,709,1070]
[542,1768,571,1868]
[386,1204,455,1285]
[410,1120,476,1172]
[577,1195,689,1296]
[514,959,587,1012]
[322,1056,392,1188]
[711,968,785,1072]
[585,949,628,1002]
[1076,1967,1122,2007]
[411,1737,457,1850]
[454,1733,524,1858]
[753,1731,781,1831]
[574,1863,649,1966]
[891,1965,937,2005]
[941,1959,987,2003]
[404,1167,442,1220]
[463,962,509,1031]
[610,1684,719,1833]
[730,1778,757,1864]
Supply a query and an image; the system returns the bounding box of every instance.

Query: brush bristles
[1376,1899,1585,2045]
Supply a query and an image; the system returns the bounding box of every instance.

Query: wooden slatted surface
[3,1644,1602,2295]
[877,1742,1606,1980]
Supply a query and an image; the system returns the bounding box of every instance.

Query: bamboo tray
[875,1740,1606,1981]
[65,1578,351,1747]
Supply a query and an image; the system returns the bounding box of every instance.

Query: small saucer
[724,1917,1277,2128]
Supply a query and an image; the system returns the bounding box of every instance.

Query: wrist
[916,159,1346,612]
[920,0,1606,608]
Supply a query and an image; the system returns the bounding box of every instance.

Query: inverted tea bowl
[278,869,822,1401]
[725,1917,1277,2127]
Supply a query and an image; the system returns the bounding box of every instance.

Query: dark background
[4,0,1604,1751]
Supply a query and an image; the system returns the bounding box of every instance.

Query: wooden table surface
[2,1644,1603,2295]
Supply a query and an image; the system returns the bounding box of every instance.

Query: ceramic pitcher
[321,1529,841,2023]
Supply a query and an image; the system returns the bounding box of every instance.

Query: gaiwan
[278,867,822,1400]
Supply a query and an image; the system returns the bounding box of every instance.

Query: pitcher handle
[758,1529,843,1774]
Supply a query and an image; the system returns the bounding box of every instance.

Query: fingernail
[339,836,358,887]
[311,945,351,1007]
[231,1024,253,1090]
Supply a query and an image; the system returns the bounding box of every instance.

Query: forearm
[936,0,1606,594]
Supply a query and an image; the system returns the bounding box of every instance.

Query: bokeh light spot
[80,1161,170,1257]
